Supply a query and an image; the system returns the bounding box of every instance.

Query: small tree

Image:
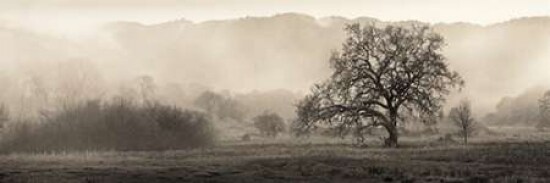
[449,100,476,144]
[539,91,550,127]
[253,112,286,137]
[136,75,157,105]
[0,104,8,129]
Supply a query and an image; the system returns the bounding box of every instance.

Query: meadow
[0,127,549,183]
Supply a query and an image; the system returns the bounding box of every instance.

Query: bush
[253,112,285,137]
[0,104,8,129]
[0,99,215,153]
[539,91,550,128]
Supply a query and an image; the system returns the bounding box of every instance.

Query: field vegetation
[0,130,549,182]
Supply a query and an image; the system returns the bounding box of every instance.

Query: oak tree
[295,24,462,147]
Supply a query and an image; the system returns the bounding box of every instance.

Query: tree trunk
[385,125,398,147]
[384,111,399,148]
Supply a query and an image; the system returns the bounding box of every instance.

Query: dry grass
[0,128,549,182]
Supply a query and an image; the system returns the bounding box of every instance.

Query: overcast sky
[0,0,549,37]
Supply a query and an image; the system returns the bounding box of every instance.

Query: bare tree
[54,60,104,109]
[295,24,463,147]
[136,75,157,105]
[18,76,51,119]
[449,100,476,144]
[539,91,550,127]
[0,104,8,129]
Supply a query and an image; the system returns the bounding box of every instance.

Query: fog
[0,14,549,119]
[1,1,550,182]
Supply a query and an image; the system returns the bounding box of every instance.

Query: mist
[1,2,550,181]
[1,14,549,117]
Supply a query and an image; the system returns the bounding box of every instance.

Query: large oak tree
[295,24,463,147]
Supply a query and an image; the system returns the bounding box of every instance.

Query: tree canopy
[295,23,463,147]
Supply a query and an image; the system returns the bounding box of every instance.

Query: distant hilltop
[104,13,550,113]
[1,13,549,114]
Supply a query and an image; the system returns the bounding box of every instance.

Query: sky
[0,0,549,37]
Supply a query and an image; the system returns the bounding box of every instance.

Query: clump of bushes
[253,112,286,137]
[0,99,215,153]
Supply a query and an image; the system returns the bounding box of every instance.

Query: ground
[0,128,549,183]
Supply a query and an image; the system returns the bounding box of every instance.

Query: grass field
[0,128,549,183]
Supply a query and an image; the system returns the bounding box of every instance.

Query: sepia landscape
[0,0,549,182]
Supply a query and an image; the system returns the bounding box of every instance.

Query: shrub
[539,91,550,128]
[253,112,285,137]
[0,99,215,153]
[0,104,8,129]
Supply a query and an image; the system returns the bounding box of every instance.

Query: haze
[1,0,549,36]
[2,1,550,181]
[0,0,549,117]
